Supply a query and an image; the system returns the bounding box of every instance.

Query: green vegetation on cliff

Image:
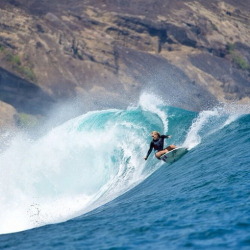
[227,43,250,71]
[0,44,4,52]
[232,54,250,71]
[0,46,36,82]
[16,113,40,128]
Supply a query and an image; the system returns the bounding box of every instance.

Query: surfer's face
[151,133,159,140]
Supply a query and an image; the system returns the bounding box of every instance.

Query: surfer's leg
[155,148,169,159]
[166,145,177,151]
[155,145,177,159]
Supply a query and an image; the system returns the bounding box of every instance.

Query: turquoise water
[0,94,250,249]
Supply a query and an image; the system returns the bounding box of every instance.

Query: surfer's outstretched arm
[162,135,171,139]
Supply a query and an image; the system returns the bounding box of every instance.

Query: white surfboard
[160,147,188,163]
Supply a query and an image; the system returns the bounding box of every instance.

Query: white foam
[0,109,154,234]
[182,104,247,149]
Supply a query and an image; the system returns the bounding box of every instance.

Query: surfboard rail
[160,147,188,163]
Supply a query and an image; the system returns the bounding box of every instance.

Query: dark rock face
[0,0,249,125]
[0,68,54,115]
[118,48,217,109]
[190,52,250,100]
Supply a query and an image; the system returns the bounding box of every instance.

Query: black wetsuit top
[146,135,170,158]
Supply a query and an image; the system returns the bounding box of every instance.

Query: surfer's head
[151,131,160,140]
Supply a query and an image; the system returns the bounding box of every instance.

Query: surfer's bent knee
[155,155,161,160]
[165,145,176,151]
[155,152,161,159]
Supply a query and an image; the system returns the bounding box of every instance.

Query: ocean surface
[0,93,250,249]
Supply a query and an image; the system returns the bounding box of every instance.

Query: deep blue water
[0,95,250,249]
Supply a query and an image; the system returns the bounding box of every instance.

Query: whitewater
[0,93,250,249]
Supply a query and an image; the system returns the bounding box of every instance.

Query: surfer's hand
[168,135,172,138]
[144,157,147,160]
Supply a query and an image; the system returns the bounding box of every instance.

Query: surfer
[144,131,176,160]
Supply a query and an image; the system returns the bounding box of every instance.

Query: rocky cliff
[0,0,250,128]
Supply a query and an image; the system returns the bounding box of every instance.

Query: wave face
[0,93,249,239]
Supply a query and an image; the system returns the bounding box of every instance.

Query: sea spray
[138,92,169,133]
[182,103,248,149]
